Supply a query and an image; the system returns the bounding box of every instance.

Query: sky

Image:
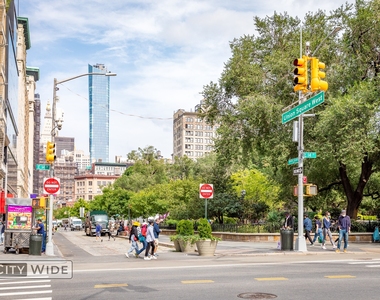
[19,0,354,161]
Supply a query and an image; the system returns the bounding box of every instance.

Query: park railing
[160,220,380,234]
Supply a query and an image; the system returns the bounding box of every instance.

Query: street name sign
[282,92,325,124]
[304,152,317,158]
[288,152,317,165]
[43,177,60,194]
[293,167,303,175]
[36,164,50,170]
[200,183,214,199]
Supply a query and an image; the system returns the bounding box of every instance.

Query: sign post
[200,184,214,219]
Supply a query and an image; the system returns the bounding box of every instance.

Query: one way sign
[293,167,303,175]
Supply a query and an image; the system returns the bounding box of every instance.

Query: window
[185,131,194,136]
[89,181,92,186]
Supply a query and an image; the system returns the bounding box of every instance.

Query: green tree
[199,1,380,218]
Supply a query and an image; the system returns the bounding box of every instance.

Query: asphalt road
[1,229,380,299]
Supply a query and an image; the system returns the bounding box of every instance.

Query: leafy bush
[351,220,367,232]
[197,218,212,239]
[176,220,194,236]
[223,217,238,224]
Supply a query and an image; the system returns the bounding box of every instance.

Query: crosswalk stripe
[0,285,51,291]
[0,290,52,297]
[0,280,51,285]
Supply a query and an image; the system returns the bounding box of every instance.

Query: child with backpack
[125,221,140,258]
[136,222,148,257]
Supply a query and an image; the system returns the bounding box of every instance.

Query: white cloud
[20,0,354,160]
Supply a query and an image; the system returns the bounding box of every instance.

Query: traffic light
[305,184,318,196]
[40,197,46,208]
[293,55,308,93]
[293,184,318,196]
[46,141,56,163]
[310,57,328,92]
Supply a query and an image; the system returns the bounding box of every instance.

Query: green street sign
[288,158,298,165]
[282,92,325,124]
[288,152,317,165]
[36,164,50,170]
[304,152,317,159]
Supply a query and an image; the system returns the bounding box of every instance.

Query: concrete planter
[178,239,197,253]
[173,239,181,252]
[196,240,218,256]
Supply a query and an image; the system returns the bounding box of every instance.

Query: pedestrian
[153,218,162,257]
[283,212,294,229]
[312,215,323,245]
[336,209,351,253]
[136,222,148,257]
[107,222,115,241]
[33,219,46,253]
[125,221,140,258]
[322,211,336,250]
[117,220,124,235]
[95,222,102,242]
[144,217,156,260]
[0,220,4,245]
[303,215,314,246]
[64,223,67,231]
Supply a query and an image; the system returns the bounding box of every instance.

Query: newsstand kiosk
[3,198,33,254]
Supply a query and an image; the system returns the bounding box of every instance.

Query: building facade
[31,92,41,194]
[2,1,20,196]
[173,104,218,159]
[74,174,119,201]
[88,63,110,163]
[55,136,74,158]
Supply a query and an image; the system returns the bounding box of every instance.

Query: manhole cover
[237,292,277,299]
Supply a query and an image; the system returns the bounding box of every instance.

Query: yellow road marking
[94,283,128,289]
[181,280,214,284]
[325,275,356,279]
[255,277,288,281]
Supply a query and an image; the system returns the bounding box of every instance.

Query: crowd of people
[285,209,351,252]
[125,217,162,260]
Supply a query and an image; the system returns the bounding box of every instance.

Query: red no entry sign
[200,184,214,199]
[44,177,60,194]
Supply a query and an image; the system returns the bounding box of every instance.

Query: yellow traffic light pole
[293,26,341,252]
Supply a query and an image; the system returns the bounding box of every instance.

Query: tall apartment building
[88,63,110,163]
[173,104,218,159]
[55,136,74,158]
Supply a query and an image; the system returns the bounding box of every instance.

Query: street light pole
[45,71,116,256]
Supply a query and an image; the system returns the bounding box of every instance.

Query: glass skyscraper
[88,64,110,163]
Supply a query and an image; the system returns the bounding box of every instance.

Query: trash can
[280,229,294,251]
[29,234,43,255]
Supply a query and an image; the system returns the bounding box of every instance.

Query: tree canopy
[199,0,380,218]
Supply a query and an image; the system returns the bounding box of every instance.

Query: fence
[161,220,380,234]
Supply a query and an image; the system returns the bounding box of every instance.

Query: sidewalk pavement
[156,234,380,256]
[1,233,380,260]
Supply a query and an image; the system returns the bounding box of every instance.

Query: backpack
[141,225,147,237]
[138,225,147,242]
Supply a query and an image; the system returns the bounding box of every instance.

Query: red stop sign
[44,178,60,194]
[200,184,214,199]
